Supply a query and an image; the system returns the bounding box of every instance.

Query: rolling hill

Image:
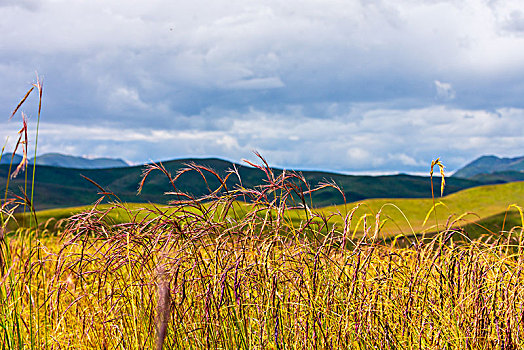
[320,180,524,237]
[16,180,524,239]
[0,153,22,165]
[0,157,482,210]
[469,171,524,184]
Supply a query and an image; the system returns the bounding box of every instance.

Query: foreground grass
[2,220,524,349]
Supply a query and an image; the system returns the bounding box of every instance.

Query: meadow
[1,79,523,349]
[16,179,524,242]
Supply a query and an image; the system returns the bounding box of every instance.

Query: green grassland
[13,180,523,242]
[321,180,524,237]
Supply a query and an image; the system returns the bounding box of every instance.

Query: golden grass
[2,210,524,349]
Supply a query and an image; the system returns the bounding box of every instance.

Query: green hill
[469,171,524,184]
[16,180,523,240]
[0,158,482,210]
[314,180,524,237]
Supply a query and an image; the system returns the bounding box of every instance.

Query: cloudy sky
[1,0,524,174]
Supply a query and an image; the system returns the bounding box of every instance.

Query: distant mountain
[1,152,129,169]
[29,153,129,169]
[0,157,482,210]
[453,155,524,178]
[0,153,22,165]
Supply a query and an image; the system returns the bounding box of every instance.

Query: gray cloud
[0,0,39,10]
[3,105,523,173]
[502,10,524,33]
[1,0,524,173]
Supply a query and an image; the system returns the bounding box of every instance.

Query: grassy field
[0,159,522,348]
[1,175,523,349]
[15,179,524,241]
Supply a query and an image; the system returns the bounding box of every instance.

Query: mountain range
[0,153,22,165]
[452,155,524,178]
[0,152,128,169]
[3,152,523,177]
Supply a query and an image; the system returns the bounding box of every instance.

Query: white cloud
[216,135,239,149]
[108,87,148,111]
[395,153,424,167]
[346,147,372,164]
[434,80,456,101]
[224,77,284,90]
[1,104,520,173]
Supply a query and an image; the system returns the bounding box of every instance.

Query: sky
[1,0,524,174]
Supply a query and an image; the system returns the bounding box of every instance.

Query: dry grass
[0,156,522,349]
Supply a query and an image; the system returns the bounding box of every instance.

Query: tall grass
[1,75,44,350]
[1,153,523,348]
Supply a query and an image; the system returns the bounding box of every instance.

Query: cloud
[501,10,524,33]
[434,80,456,101]
[1,1,524,173]
[0,0,39,10]
[223,77,285,90]
[395,153,425,167]
[3,104,523,174]
[107,87,149,111]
